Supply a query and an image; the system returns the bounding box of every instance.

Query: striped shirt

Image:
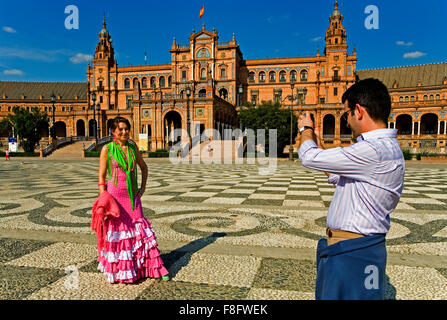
[299,129,405,235]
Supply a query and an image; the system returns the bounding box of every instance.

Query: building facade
[1,1,446,152]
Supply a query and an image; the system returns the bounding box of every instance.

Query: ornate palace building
[1,1,446,153]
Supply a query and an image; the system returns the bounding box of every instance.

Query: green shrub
[402,149,413,160]
[148,151,169,158]
[85,151,101,157]
[0,151,39,157]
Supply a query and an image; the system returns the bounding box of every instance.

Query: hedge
[85,151,101,157]
[0,151,39,157]
[148,151,170,158]
[84,150,171,158]
[402,149,413,160]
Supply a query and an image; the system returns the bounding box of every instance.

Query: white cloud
[396,41,413,46]
[3,69,24,76]
[70,53,93,64]
[2,26,17,33]
[403,51,427,59]
[310,36,322,42]
[0,47,72,62]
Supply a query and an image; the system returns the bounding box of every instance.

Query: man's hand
[314,127,324,149]
[298,112,314,130]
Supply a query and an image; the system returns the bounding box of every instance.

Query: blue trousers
[315,235,387,300]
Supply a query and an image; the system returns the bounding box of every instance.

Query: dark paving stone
[195,189,228,193]
[410,203,447,211]
[252,258,316,292]
[152,191,183,196]
[0,264,66,300]
[284,195,322,201]
[252,190,286,194]
[436,268,447,280]
[78,259,100,273]
[0,238,54,263]
[136,280,249,300]
[242,199,284,206]
[213,193,250,198]
[170,196,209,203]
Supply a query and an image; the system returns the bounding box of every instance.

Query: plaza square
[1,159,446,300]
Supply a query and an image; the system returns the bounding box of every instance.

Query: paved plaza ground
[0,158,446,300]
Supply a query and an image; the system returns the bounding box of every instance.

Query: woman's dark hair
[111,116,131,131]
[342,78,391,124]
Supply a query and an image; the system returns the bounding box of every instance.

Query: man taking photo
[298,78,405,300]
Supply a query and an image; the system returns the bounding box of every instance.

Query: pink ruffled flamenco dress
[95,156,169,284]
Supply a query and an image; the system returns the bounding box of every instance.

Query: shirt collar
[357,128,397,142]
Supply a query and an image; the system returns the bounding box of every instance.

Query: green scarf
[107,141,138,210]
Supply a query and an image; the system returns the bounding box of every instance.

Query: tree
[0,106,49,152]
[238,100,298,156]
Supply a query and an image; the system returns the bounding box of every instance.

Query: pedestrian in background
[297,78,405,300]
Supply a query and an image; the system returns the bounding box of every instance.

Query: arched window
[248,71,255,83]
[269,71,276,82]
[133,78,139,89]
[405,96,409,102]
[430,94,434,100]
[290,70,297,82]
[199,89,207,98]
[279,70,286,82]
[259,71,265,83]
[201,68,207,80]
[141,77,148,89]
[399,96,403,102]
[300,70,308,82]
[150,77,156,88]
[124,78,130,89]
[159,76,165,88]
[436,94,440,100]
[219,88,228,99]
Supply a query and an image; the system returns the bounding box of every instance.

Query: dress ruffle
[97,218,169,283]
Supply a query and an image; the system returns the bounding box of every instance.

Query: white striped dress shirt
[298,129,405,235]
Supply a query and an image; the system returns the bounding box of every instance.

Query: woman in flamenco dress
[96,116,169,283]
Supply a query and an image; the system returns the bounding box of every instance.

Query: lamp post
[50,93,56,145]
[91,92,97,147]
[186,84,192,152]
[96,102,100,143]
[238,84,243,106]
[289,82,295,161]
[238,84,243,131]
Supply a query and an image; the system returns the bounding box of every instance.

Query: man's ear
[355,104,365,120]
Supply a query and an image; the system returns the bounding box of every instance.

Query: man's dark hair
[342,78,391,124]
[111,116,131,131]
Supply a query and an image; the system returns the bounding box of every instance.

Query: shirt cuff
[298,139,318,159]
[328,174,340,185]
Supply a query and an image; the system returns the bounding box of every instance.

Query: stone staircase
[47,141,87,158]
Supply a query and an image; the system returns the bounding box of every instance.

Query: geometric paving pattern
[1,159,446,300]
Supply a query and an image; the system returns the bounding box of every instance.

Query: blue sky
[0,0,446,82]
